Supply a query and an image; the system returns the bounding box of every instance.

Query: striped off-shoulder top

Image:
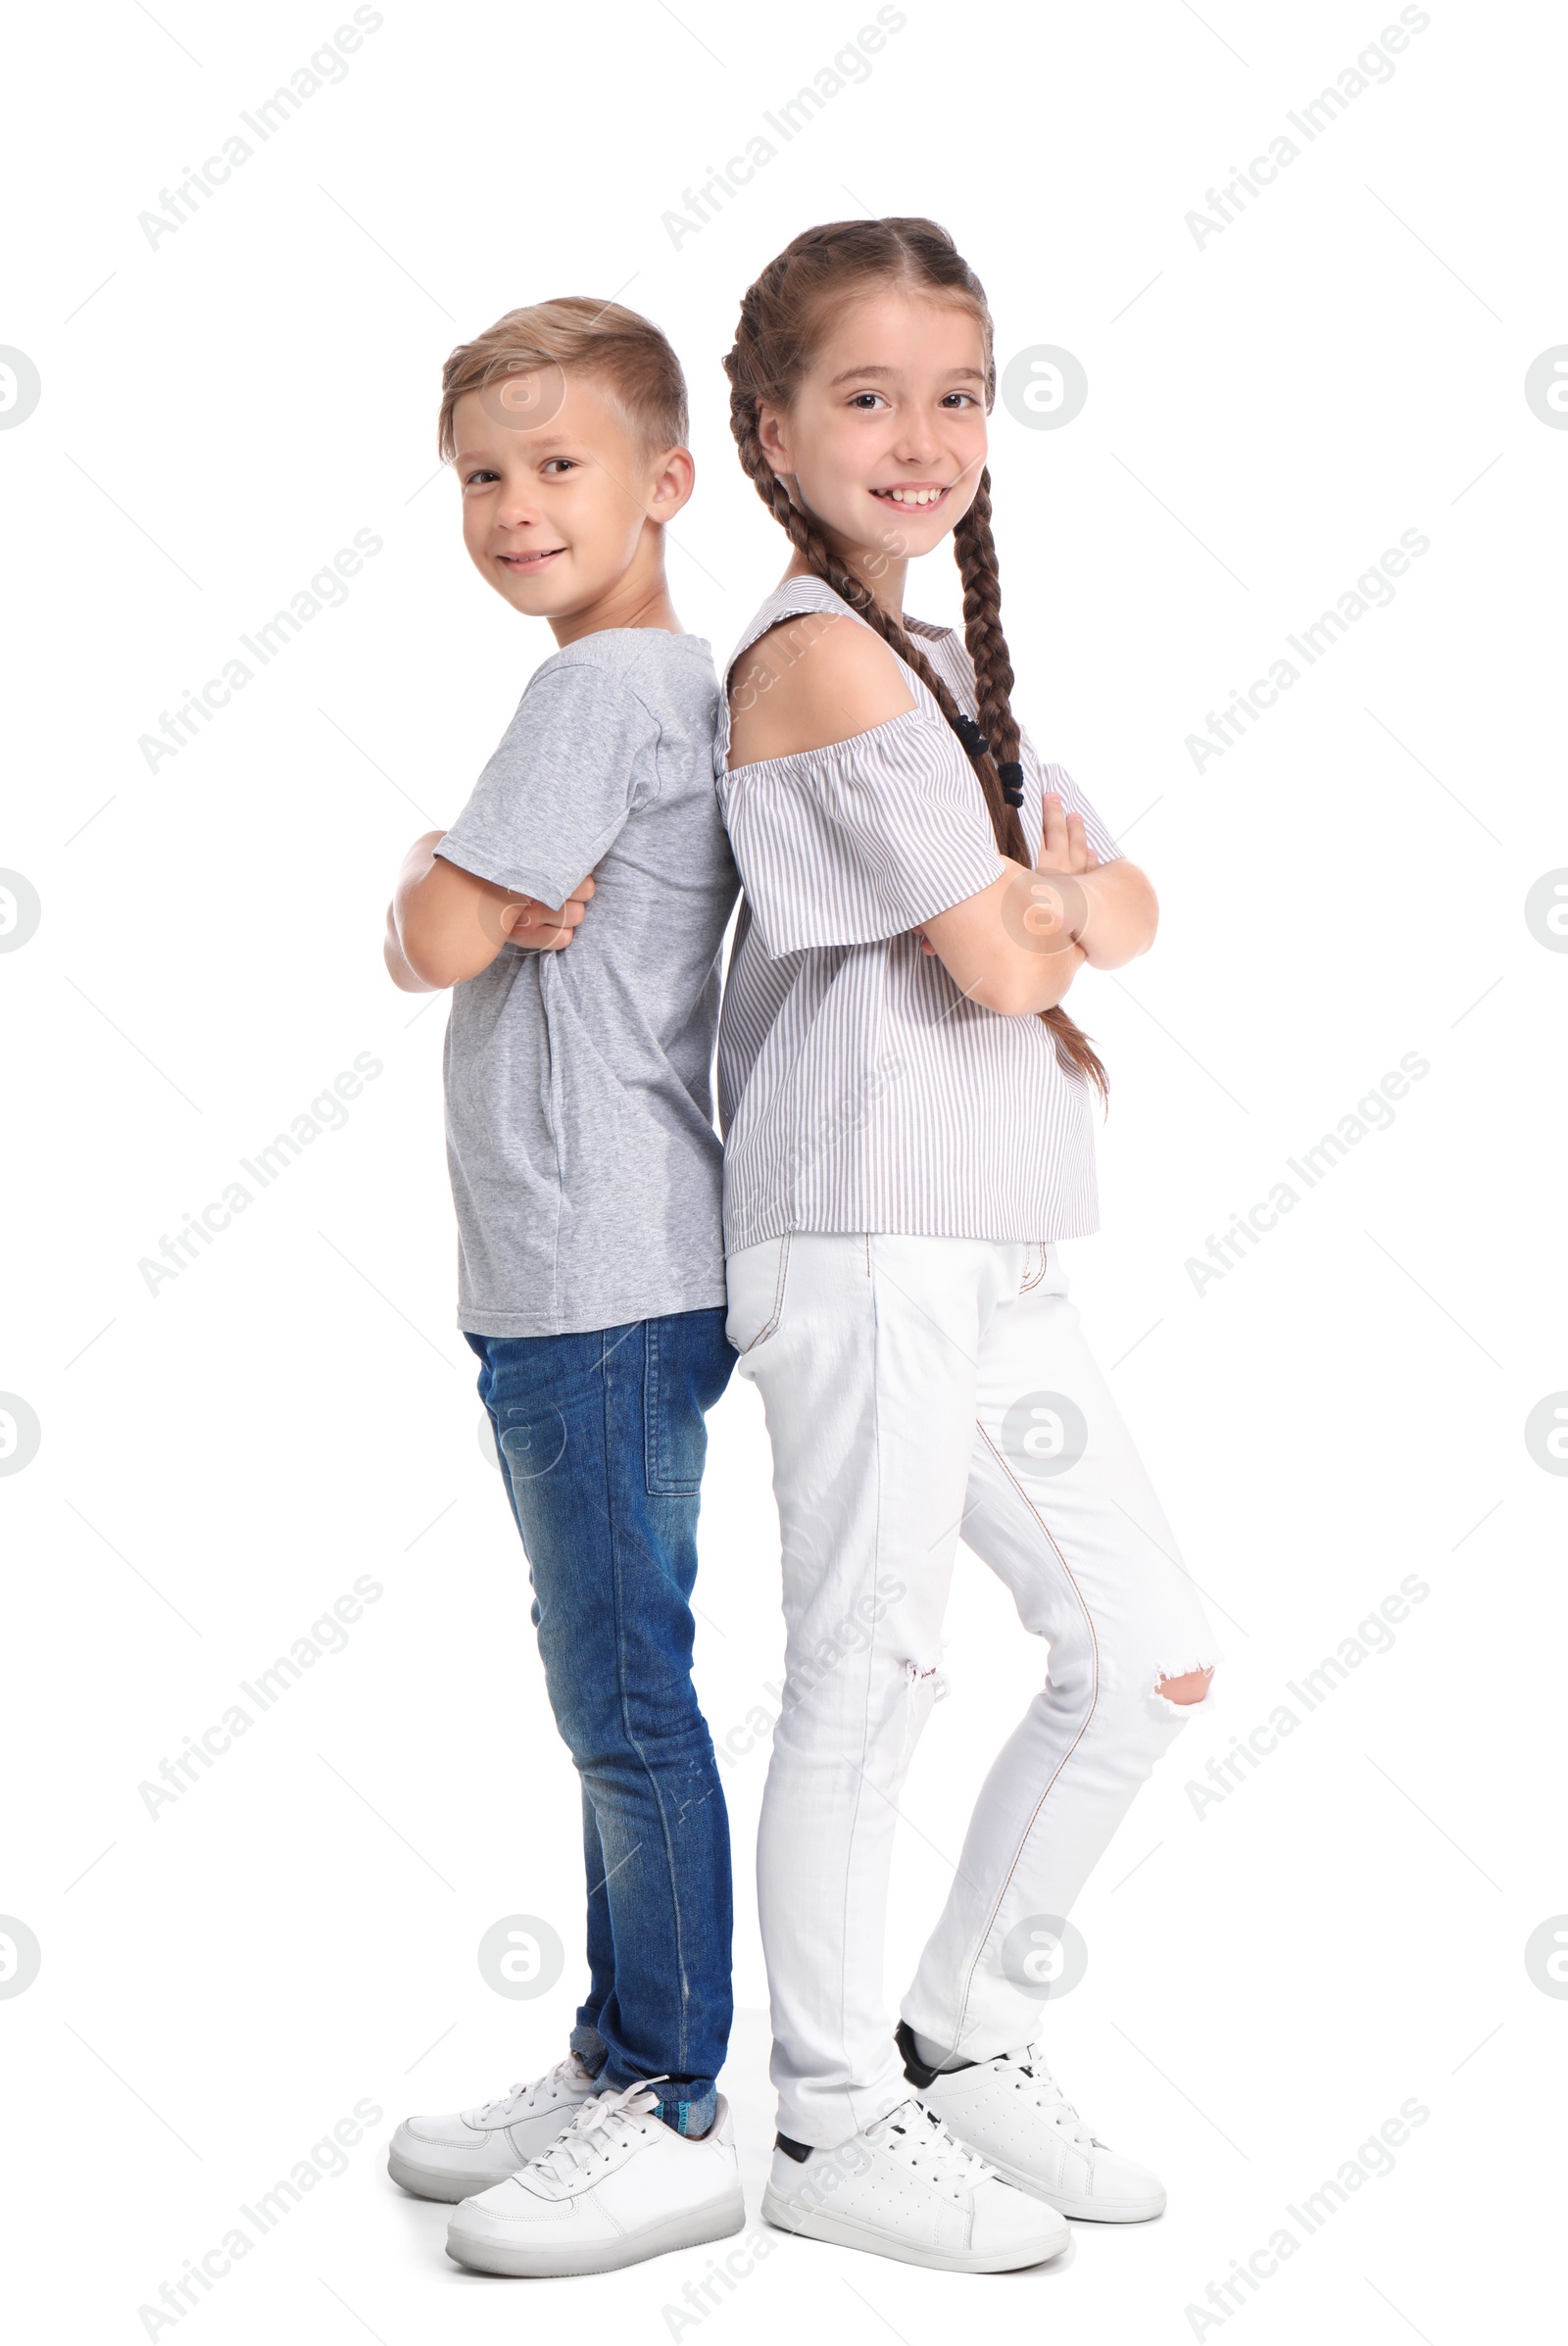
[714,573,1122,1256]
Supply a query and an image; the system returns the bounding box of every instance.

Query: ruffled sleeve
[719,709,1006,961]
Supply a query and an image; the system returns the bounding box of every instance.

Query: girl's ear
[757,404,792,478]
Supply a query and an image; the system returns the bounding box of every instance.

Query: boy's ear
[646,445,696,521]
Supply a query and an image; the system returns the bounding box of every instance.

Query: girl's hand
[912,793,1102,966]
[1036,790,1100,877]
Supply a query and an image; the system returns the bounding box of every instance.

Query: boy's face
[452,371,689,623]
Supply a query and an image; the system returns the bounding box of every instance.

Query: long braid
[724,222,1108,1104]
[955,470,1108,1101]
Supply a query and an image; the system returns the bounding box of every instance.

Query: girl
[715,220,1216,2273]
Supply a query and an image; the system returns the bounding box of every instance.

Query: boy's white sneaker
[760,2097,1068,2273]
[913,2041,1166,2222]
[388,2051,600,2201]
[446,2080,745,2277]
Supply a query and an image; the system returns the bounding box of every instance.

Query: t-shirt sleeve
[436,664,660,908]
[719,712,1006,961]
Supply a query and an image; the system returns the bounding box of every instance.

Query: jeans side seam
[946,1420,1102,2051]
[645,1318,660,1490]
[605,1324,697,2085]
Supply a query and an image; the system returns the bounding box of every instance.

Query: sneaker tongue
[469,2080,529,2124]
[515,2162,570,2202]
[475,2050,595,2125]
[1007,2052,1099,2146]
[523,2112,617,2198]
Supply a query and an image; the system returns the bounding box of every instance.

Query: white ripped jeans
[725,1231,1216,2149]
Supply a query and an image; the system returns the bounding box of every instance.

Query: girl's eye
[542,458,578,474]
[847,392,887,412]
[464,468,500,486]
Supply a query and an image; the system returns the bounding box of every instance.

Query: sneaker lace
[873,2098,996,2187]
[474,2052,592,2126]
[1006,2046,1099,2149]
[519,2079,664,2197]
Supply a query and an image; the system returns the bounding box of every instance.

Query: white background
[3,1,1565,2339]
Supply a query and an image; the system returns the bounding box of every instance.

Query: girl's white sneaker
[760,2097,1069,2272]
[388,2051,600,2201]
[911,2041,1167,2222]
[446,2081,745,2277]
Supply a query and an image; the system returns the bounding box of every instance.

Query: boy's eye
[542,458,578,474]
[464,468,500,486]
[940,391,980,409]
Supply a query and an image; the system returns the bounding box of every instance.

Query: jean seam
[945,1419,1102,2052]
[606,1323,694,2086]
[645,1318,661,1491]
[645,1317,707,1494]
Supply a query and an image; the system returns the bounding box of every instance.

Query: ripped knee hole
[1154,1665,1214,1706]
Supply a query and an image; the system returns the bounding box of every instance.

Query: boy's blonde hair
[438,298,689,461]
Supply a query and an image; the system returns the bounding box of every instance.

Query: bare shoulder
[726,605,915,769]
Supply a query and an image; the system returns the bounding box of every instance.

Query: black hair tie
[950,711,989,761]
[998,758,1026,808]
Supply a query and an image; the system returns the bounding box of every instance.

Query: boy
[380,300,743,2277]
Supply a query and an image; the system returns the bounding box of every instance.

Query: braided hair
[723,218,1107,1104]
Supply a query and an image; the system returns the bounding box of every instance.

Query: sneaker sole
[760,2182,1068,2272]
[388,2147,513,2203]
[446,2186,747,2277]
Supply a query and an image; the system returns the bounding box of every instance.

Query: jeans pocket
[644,1318,710,1495]
[724,1234,792,1359]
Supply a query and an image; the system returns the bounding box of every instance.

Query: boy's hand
[501,874,595,953]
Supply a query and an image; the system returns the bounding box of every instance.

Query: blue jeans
[466,1308,736,2135]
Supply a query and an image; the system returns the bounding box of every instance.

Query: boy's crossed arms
[385,832,596,992]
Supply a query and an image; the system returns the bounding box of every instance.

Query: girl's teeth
[882,488,943,505]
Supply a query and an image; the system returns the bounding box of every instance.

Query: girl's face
[759,289,990,568]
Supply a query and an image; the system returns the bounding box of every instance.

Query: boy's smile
[496,544,567,572]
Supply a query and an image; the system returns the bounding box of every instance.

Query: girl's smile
[869,481,953,508]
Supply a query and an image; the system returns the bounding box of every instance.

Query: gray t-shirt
[436,629,737,1338]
